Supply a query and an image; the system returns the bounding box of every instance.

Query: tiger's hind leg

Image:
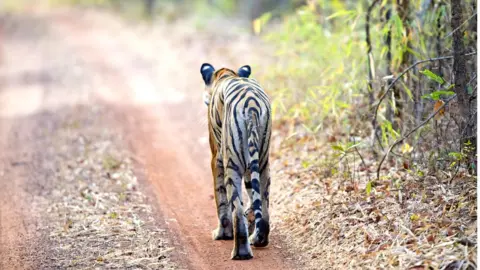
[226,162,253,260]
[211,153,233,240]
[243,171,255,236]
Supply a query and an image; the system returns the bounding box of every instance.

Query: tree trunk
[144,0,155,18]
[366,0,380,156]
[451,0,472,142]
[366,0,379,109]
[394,0,410,130]
[384,7,394,125]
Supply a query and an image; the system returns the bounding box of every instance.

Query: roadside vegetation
[10,0,476,269]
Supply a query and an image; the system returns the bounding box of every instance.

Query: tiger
[200,63,272,260]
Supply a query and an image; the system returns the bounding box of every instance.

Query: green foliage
[421,90,455,101]
[419,70,456,101]
[331,141,362,155]
[380,120,399,146]
[253,12,272,34]
[420,69,445,85]
[258,1,366,132]
[365,181,372,196]
[449,140,476,170]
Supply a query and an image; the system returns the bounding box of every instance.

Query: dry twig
[444,11,478,39]
[376,94,457,180]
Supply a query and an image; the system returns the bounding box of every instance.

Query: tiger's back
[209,76,271,168]
[200,64,272,260]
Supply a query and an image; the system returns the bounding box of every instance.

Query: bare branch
[444,11,478,39]
[376,94,458,181]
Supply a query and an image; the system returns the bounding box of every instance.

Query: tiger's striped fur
[200,63,272,260]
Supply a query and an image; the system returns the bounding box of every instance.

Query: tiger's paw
[244,208,255,236]
[212,217,233,240]
[249,219,270,248]
[231,242,253,260]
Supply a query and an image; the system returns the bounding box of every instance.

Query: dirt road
[0,8,293,270]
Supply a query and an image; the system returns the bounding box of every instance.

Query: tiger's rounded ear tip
[201,63,214,73]
[241,65,251,73]
[238,65,252,78]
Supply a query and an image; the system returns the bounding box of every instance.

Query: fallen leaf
[427,234,435,243]
[434,100,445,120]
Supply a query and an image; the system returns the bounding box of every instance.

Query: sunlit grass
[258,3,368,136]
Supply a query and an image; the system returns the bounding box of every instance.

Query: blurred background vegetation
[20,0,476,179]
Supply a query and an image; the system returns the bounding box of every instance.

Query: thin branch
[366,0,382,153]
[354,146,367,167]
[366,0,380,98]
[461,111,477,138]
[372,51,477,137]
[444,11,478,39]
[376,94,458,180]
[467,73,477,86]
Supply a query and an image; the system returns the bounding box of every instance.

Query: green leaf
[252,12,272,35]
[421,90,455,101]
[391,14,403,37]
[420,69,445,85]
[313,123,323,133]
[331,144,345,152]
[301,160,310,169]
[345,142,362,151]
[448,152,464,160]
[467,85,473,94]
[302,124,313,133]
[326,10,355,20]
[366,181,372,196]
[401,82,413,101]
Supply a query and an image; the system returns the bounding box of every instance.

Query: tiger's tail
[246,110,268,246]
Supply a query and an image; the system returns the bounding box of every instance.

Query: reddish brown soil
[0,8,293,270]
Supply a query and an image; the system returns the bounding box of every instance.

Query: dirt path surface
[0,7,293,270]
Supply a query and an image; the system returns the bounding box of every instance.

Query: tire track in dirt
[0,14,58,269]
[49,9,294,270]
[0,10,184,269]
[0,118,33,270]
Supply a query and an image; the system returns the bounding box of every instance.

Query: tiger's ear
[201,63,215,85]
[238,65,251,78]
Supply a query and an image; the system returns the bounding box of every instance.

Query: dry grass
[270,133,477,270]
[33,106,178,269]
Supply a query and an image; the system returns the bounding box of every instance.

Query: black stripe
[216,186,226,194]
[244,96,261,112]
[232,92,248,168]
[252,199,261,210]
[226,158,239,172]
[259,110,270,160]
[249,160,259,172]
[215,109,222,127]
[247,107,260,119]
[228,125,243,170]
[251,179,260,193]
